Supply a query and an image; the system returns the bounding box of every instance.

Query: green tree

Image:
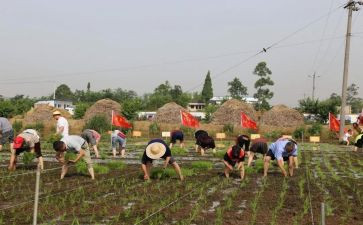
[201,71,213,103]
[253,62,274,110]
[204,104,218,123]
[298,97,319,114]
[122,98,143,120]
[0,100,15,117]
[73,103,90,119]
[227,77,248,100]
[347,83,363,113]
[87,82,91,92]
[55,84,73,100]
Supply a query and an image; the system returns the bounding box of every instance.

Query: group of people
[1,111,362,181]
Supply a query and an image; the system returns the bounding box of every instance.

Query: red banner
[241,112,257,130]
[112,112,132,128]
[329,112,340,132]
[180,111,199,128]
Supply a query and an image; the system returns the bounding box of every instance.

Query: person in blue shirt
[264,139,297,177]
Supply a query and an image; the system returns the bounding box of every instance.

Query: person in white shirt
[342,129,353,145]
[53,111,69,137]
[53,135,95,179]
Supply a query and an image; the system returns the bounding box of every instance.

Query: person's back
[57,116,69,137]
[61,135,85,152]
[0,117,12,132]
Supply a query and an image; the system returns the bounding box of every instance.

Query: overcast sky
[0,0,362,106]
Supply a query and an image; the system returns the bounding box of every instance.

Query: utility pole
[339,0,362,141]
[308,72,320,100]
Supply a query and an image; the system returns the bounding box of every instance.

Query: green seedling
[22,152,35,165]
[107,161,126,170]
[191,161,213,170]
[94,164,110,174]
[171,146,188,156]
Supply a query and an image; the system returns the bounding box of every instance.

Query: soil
[0,143,362,225]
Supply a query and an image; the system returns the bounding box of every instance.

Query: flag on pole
[329,112,340,132]
[112,111,132,128]
[180,110,199,128]
[241,112,257,130]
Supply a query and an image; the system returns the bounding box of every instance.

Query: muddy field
[0,141,362,225]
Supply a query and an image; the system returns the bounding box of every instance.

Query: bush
[264,130,283,140]
[293,127,306,139]
[308,123,322,136]
[73,103,90,119]
[24,122,44,132]
[12,120,23,133]
[223,123,234,135]
[149,122,160,135]
[180,126,194,138]
[84,115,110,133]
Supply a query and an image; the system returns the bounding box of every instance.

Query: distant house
[34,99,75,115]
[209,96,258,105]
[187,102,206,112]
[138,112,156,120]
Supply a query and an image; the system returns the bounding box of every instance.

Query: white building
[34,99,74,115]
[187,102,206,112]
[138,112,156,120]
[209,96,258,105]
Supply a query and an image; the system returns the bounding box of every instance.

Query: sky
[0,0,362,107]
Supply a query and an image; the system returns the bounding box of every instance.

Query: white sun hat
[146,142,166,159]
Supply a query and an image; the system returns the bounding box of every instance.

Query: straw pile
[84,99,122,122]
[154,102,187,124]
[261,105,304,127]
[23,105,71,124]
[211,99,257,126]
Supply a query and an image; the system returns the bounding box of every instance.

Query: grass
[93,164,110,174]
[191,161,213,170]
[107,161,126,170]
[213,150,225,159]
[150,167,195,179]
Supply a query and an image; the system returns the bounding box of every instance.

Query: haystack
[261,105,304,127]
[211,99,257,126]
[84,99,122,122]
[154,102,187,124]
[23,105,71,124]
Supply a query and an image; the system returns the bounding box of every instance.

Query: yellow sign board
[216,133,226,139]
[132,131,142,137]
[250,134,261,140]
[162,132,171,137]
[309,136,320,143]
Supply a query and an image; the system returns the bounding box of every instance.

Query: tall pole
[33,165,41,225]
[308,72,320,100]
[339,0,356,141]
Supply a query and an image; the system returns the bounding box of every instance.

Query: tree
[228,77,248,100]
[73,103,90,119]
[298,97,319,114]
[347,83,363,113]
[253,62,274,110]
[55,84,73,100]
[122,98,143,120]
[201,71,213,103]
[87,82,91,92]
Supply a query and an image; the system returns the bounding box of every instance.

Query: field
[0,140,362,225]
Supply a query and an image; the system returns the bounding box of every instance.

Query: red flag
[241,112,257,130]
[180,110,199,128]
[112,112,132,128]
[329,112,340,132]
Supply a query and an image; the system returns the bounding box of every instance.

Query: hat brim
[146,142,166,159]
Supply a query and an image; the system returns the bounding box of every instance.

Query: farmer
[53,111,69,137]
[9,129,44,171]
[263,139,298,177]
[53,135,95,179]
[195,130,215,156]
[169,129,184,148]
[341,129,353,146]
[141,139,183,181]
[0,117,14,152]
[277,137,299,169]
[223,145,245,180]
[246,137,268,167]
[110,130,127,158]
[354,133,363,152]
[81,129,101,158]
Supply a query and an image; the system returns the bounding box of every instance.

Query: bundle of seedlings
[84,98,122,122]
[154,102,188,124]
[24,104,71,124]
[211,99,257,126]
[22,152,36,166]
[150,167,195,179]
[261,104,304,127]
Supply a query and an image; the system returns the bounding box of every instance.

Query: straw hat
[53,111,61,116]
[146,142,166,159]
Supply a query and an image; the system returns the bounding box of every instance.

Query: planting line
[304,157,315,225]
[0,165,75,179]
[0,170,140,211]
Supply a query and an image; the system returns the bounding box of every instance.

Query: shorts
[266,149,289,161]
[81,130,97,146]
[141,152,175,165]
[171,132,184,144]
[15,142,42,158]
[112,136,126,149]
[0,129,14,145]
[249,142,268,155]
[223,154,243,167]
